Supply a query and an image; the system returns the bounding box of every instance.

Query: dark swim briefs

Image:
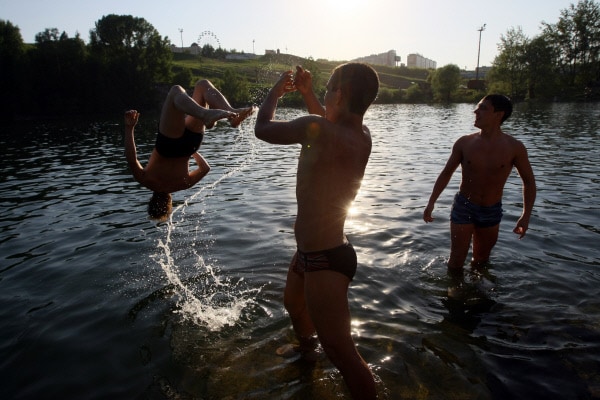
[450,192,503,228]
[290,241,357,281]
[155,128,204,158]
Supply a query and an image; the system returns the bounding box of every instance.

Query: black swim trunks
[450,192,503,228]
[155,128,204,158]
[290,241,357,281]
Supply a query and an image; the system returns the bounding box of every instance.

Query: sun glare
[324,0,363,14]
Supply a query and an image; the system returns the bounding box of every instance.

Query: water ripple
[0,104,599,399]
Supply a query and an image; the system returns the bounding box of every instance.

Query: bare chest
[462,140,514,175]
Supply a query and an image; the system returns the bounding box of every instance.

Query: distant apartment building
[407,53,437,69]
[353,50,401,67]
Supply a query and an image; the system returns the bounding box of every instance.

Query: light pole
[476,23,486,81]
[253,39,255,54]
[179,28,184,51]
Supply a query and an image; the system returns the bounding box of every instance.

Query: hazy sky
[2,0,578,69]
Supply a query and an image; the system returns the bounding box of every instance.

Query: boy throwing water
[255,63,379,399]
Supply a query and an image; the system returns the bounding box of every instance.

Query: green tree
[89,14,172,111]
[29,29,88,114]
[489,27,529,100]
[542,0,600,90]
[219,68,249,105]
[201,44,215,58]
[376,87,403,103]
[524,34,559,99]
[214,47,227,59]
[430,64,461,102]
[404,83,429,103]
[0,20,26,120]
[172,67,194,88]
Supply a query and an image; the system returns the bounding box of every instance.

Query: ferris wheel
[197,31,221,48]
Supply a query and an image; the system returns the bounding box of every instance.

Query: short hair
[148,192,172,221]
[483,94,513,123]
[330,63,379,115]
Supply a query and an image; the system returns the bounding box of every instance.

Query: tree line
[1,1,599,121]
[487,0,600,101]
[0,14,176,121]
[427,0,600,103]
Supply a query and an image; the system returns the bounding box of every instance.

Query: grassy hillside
[172,52,428,91]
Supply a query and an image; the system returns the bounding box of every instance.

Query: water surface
[0,102,599,399]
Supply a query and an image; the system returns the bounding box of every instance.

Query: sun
[324,0,363,13]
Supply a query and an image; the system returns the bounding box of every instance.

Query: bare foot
[204,109,237,129]
[276,343,322,362]
[229,106,255,128]
[276,343,299,358]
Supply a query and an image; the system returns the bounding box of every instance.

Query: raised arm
[255,70,310,145]
[423,140,462,222]
[513,143,536,238]
[294,65,325,117]
[123,110,146,184]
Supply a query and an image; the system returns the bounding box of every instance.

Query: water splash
[154,119,261,331]
[154,245,259,331]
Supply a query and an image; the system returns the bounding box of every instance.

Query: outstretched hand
[124,110,139,127]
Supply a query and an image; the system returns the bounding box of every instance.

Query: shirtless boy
[255,63,379,399]
[124,79,254,220]
[423,94,536,270]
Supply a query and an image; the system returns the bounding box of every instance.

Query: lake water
[0,102,599,399]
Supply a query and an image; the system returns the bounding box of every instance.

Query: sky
[1,0,580,70]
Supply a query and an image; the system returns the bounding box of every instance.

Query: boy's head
[483,94,513,124]
[329,63,379,115]
[148,192,172,221]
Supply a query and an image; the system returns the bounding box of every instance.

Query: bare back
[142,152,195,193]
[457,131,526,206]
[294,122,371,251]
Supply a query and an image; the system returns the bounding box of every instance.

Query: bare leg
[471,224,500,267]
[305,270,376,399]
[283,263,317,351]
[448,222,473,270]
[191,80,254,128]
[159,85,234,137]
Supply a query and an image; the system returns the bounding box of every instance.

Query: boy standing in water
[255,63,379,400]
[423,94,536,271]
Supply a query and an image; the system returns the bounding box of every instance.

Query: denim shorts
[450,192,503,228]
